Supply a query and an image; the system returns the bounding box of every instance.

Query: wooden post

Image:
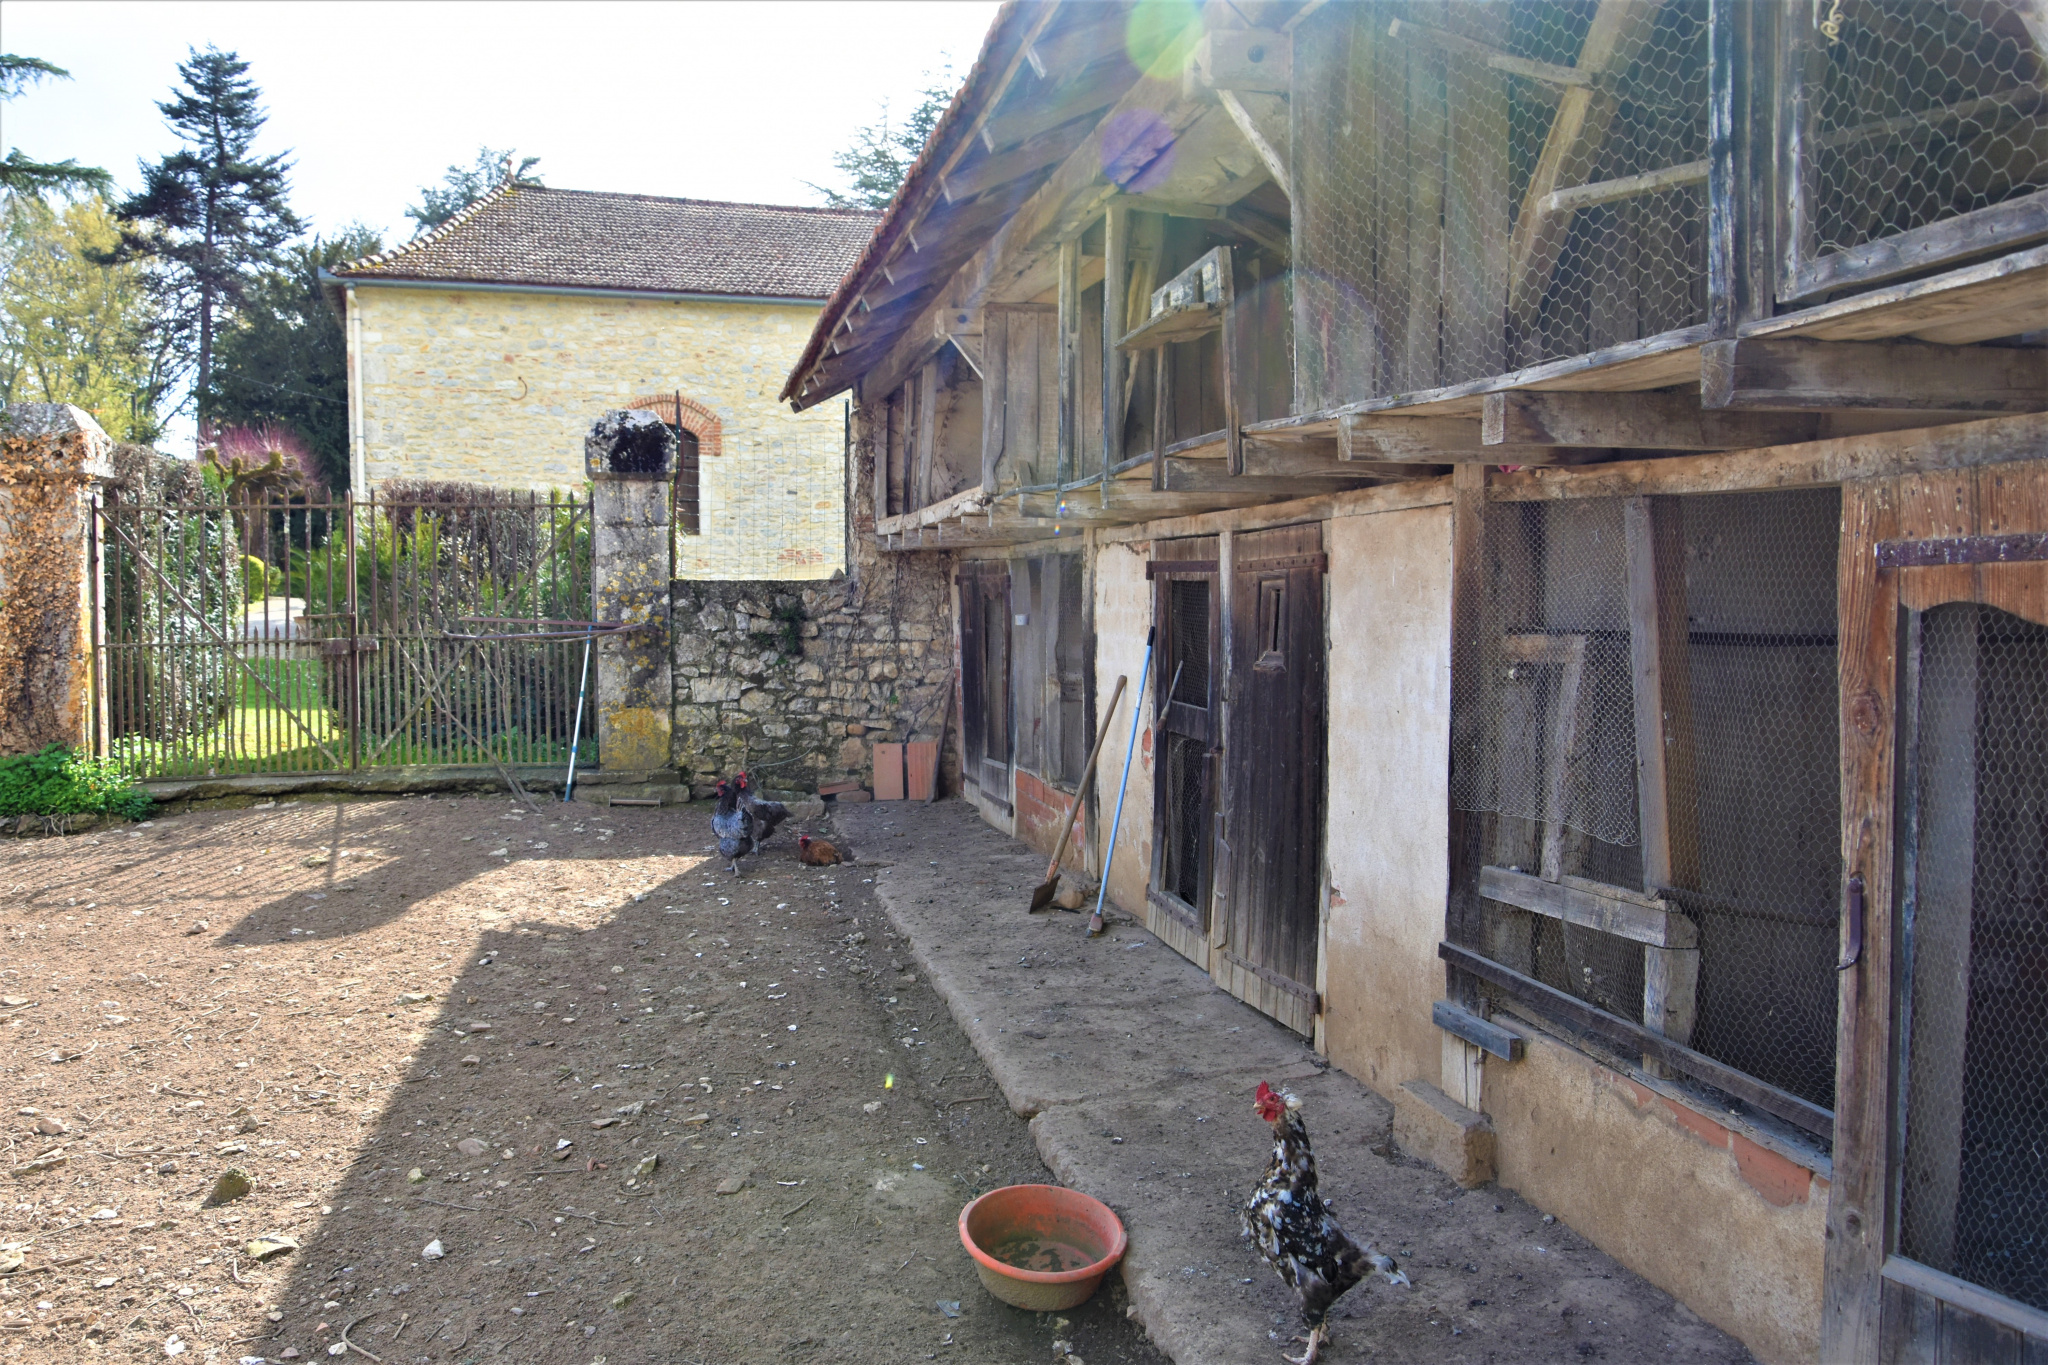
[1057,235,1080,487]
[1445,462,1490,1009]
[1102,205,1128,477]
[980,309,1008,493]
[1220,246,1243,475]
[1624,495,1702,1071]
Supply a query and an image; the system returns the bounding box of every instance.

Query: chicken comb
[1255,1081,1277,1104]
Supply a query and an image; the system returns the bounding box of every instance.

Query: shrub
[242,554,282,602]
[0,745,153,822]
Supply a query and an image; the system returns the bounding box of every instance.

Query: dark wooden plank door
[1828,460,2048,1361]
[1149,536,1220,968]
[1217,522,1327,1036]
[958,564,1014,814]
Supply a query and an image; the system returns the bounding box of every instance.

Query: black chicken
[710,778,757,876]
[1243,1082,1408,1365]
[735,771,789,845]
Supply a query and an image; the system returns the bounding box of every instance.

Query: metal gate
[92,485,595,780]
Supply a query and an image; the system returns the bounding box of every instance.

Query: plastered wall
[347,286,843,580]
[1092,539,1155,922]
[1321,505,1455,1094]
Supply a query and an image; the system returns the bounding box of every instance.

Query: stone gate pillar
[0,404,114,756]
[585,411,675,772]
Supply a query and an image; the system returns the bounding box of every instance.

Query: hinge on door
[1875,531,2048,569]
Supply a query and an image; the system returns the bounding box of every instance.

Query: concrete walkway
[838,799,1755,1365]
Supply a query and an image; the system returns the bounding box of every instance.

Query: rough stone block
[1394,1080,1495,1188]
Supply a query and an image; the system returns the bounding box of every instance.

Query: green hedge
[0,746,153,821]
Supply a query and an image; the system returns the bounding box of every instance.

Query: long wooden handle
[1044,674,1127,880]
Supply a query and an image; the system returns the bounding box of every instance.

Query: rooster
[797,834,848,866]
[710,778,757,877]
[1243,1082,1408,1365]
[735,772,789,845]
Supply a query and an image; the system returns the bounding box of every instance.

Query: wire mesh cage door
[1149,538,1221,950]
[1830,460,2048,1361]
[1778,0,2048,301]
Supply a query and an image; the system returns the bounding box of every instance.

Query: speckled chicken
[1243,1082,1408,1365]
[710,778,757,876]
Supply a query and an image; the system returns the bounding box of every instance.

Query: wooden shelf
[1116,302,1221,351]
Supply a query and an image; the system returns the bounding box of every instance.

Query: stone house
[323,184,877,579]
[782,3,2048,1361]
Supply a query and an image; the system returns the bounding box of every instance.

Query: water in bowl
[989,1236,1099,1274]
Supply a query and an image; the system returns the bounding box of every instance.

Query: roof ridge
[336,176,523,274]
[520,185,884,217]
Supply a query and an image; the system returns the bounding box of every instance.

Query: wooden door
[1148,536,1221,967]
[958,564,1013,813]
[1827,460,2048,1361]
[1216,523,1327,1036]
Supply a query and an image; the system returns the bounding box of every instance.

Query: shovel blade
[1028,878,1058,912]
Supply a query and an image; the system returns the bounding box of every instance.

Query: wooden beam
[1157,457,1379,494]
[1505,0,1662,343]
[1024,16,1126,80]
[1190,29,1290,94]
[1624,494,1702,1069]
[1539,159,1707,216]
[1478,866,1696,949]
[1489,411,2048,502]
[1102,204,1129,478]
[1338,413,1594,464]
[1386,16,1591,87]
[941,117,1093,204]
[905,191,1016,256]
[1216,91,1291,199]
[1485,390,1822,450]
[982,62,1133,152]
[1244,436,1428,479]
[1702,337,2048,413]
[1057,234,1080,485]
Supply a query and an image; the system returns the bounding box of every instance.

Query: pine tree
[406,147,541,236]
[808,74,957,210]
[101,46,301,412]
[0,55,113,197]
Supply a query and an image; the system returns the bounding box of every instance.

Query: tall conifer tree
[102,46,300,411]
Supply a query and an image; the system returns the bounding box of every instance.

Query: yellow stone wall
[345,284,845,580]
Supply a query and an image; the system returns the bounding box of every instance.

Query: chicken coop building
[784,3,2048,1361]
[324,185,878,579]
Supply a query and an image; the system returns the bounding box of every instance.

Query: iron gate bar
[393,639,539,808]
[101,514,348,771]
[1875,532,2048,569]
[1439,939,1835,1139]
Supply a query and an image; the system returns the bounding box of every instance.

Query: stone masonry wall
[347,285,844,580]
[668,397,955,797]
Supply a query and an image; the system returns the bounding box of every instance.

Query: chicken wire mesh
[1292,0,1709,413]
[1789,0,2048,289]
[1452,487,1843,1114]
[1897,602,2048,1313]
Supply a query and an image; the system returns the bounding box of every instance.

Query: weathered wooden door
[958,563,1013,812]
[1827,461,2048,1361]
[1148,536,1221,967]
[1216,523,1327,1036]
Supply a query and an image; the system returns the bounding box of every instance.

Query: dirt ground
[1,794,1168,1365]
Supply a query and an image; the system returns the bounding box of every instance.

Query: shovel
[1028,672,1128,912]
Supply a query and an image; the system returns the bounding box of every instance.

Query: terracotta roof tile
[331,185,880,299]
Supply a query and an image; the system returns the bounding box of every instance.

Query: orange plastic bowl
[958,1184,1128,1312]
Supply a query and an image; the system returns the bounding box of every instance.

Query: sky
[3,0,1004,243]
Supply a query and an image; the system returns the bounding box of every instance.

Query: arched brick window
[627,394,722,536]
